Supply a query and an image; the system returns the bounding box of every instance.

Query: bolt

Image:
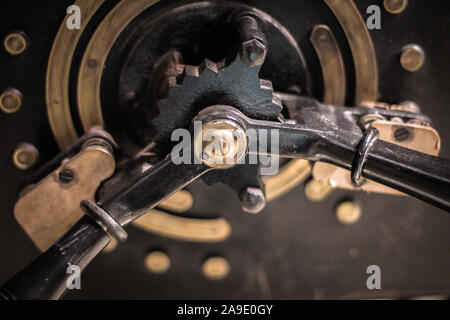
[394,127,410,141]
[336,201,361,225]
[196,118,247,169]
[144,251,171,274]
[384,0,408,14]
[237,14,267,68]
[12,143,39,170]
[400,44,425,72]
[240,38,266,67]
[202,257,229,280]
[0,88,23,114]
[4,31,28,56]
[241,187,266,214]
[58,168,75,184]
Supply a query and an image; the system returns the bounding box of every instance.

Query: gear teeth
[178,65,200,87]
[259,79,273,91]
[153,55,283,146]
[167,76,178,87]
[272,95,283,110]
[216,59,226,72]
[184,65,200,77]
[198,59,219,74]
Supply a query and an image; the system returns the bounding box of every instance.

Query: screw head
[240,38,266,67]
[241,187,266,214]
[394,127,410,142]
[58,168,75,184]
[400,44,425,72]
[4,32,28,56]
[0,88,23,114]
[12,143,39,170]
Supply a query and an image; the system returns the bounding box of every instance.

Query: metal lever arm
[206,105,450,212]
[0,157,211,300]
[357,139,450,211]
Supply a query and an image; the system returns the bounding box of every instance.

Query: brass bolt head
[336,201,361,224]
[400,44,425,72]
[13,143,39,170]
[196,119,247,169]
[202,257,229,280]
[4,32,28,55]
[0,88,23,114]
[384,0,408,14]
[145,251,171,274]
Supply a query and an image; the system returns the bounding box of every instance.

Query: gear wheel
[152,55,282,149]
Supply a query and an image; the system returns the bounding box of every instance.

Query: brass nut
[384,0,408,14]
[4,32,28,55]
[0,88,23,114]
[12,143,39,170]
[400,44,425,72]
[202,257,229,280]
[336,201,361,224]
[145,251,171,274]
[195,119,247,169]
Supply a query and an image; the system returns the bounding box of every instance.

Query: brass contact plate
[14,146,115,252]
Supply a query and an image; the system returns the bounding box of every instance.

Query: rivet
[202,257,229,280]
[0,88,23,114]
[4,31,28,55]
[13,143,39,170]
[400,44,425,72]
[336,201,361,224]
[384,0,408,14]
[145,251,171,274]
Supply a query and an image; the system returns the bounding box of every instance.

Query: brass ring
[77,0,159,132]
[46,0,105,149]
[324,0,378,104]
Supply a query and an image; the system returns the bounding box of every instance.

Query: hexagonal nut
[240,38,266,67]
[241,187,266,214]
